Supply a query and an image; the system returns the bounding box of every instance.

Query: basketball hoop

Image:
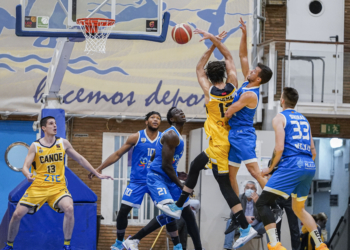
[77,18,115,54]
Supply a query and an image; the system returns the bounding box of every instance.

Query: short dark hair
[40,116,55,131]
[282,87,299,108]
[145,111,161,121]
[205,61,226,84]
[257,63,273,84]
[167,107,177,125]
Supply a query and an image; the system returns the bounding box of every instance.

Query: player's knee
[247,167,259,179]
[166,220,178,233]
[12,210,25,221]
[64,204,74,217]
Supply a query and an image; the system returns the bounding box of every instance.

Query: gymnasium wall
[0,0,253,119]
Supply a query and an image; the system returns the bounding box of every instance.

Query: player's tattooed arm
[22,143,36,182]
[239,17,250,81]
[63,139,113,180]
[88,133,138,179]
[161,131,183,188]
[310,133,317,161]
[262,115,285,176]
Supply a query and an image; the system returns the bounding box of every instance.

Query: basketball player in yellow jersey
[158,30,256,245]
[2,116,112,250]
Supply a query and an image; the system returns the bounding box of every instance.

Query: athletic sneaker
[63,245,71,250]
[111,239,124,250]
[1,244,13,250]
[316,243,329,250]
[272,206,284,224]
[224,214,239,235]
[156,202,183,219]
[122,237,139,250]
[173,243,183,250]
[232,224,258,249]
[267,242,286,250]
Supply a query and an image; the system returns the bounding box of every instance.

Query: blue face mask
[245,189,254,198]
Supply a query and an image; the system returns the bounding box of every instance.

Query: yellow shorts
[19,184,72,214]
[204,138,230,175]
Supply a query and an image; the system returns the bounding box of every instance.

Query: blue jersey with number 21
[280,109,313,160]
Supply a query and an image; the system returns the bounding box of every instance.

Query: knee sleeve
[256,191,280,226]
[182,206,202,249]
[213,172,240,209]
[116,204,132,230]
[186,152,209,189]
[156,214,175,226]
[166,220,178,232]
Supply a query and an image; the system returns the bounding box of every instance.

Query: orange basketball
[172,23,192,44]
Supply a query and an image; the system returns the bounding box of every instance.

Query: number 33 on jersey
[32,137,66,184]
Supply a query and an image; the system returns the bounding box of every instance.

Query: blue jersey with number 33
[280,109,313,159]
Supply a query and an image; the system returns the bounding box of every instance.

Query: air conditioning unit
[266,0,286,5]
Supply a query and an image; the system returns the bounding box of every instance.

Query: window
[309,0,323,16]
[100,132,187,226]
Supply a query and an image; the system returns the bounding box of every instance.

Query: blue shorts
[121,182,150,208]
[228,127,257,167]
[264,156,316,201]
[147,171,190,207]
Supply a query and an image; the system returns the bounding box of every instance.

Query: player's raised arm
[239,17,250,80]
[196,31,228,104]
[63,139,113,180]
[88,133,138,179]
[261,114,285,176]
[195,29,238,88]
[161,131,183,188]
[21,143,36,182]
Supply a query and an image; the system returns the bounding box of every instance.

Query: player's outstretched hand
[216,31,227,41]
[194,28,212,42]
[239,17,247,36]
[96,173,114,180]
[26,173,35,182]
[88,168,101,180]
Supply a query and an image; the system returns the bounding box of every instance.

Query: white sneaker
[232,225,258,249]
[122,237,139,250]
[156,202,183,219]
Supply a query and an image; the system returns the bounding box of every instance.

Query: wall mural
[0,0,252,119]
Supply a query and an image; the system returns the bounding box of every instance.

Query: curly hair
[167,107,177,125]
[145,111,161,121]
[205,61,226,84]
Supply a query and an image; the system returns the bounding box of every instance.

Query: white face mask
[245,189,254,198]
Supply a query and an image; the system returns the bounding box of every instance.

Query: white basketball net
[77,19,115,54]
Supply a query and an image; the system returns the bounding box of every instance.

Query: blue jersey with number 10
[130,130,161,184]
[280,109,313,159]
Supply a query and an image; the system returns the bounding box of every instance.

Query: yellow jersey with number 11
[204,83,236,146]
[31,137,66,185]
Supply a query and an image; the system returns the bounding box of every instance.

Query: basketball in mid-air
[172,23,192,44]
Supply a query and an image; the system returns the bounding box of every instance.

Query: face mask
[245,189,254,198]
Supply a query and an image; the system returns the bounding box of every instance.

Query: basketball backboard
[16,0,169,42]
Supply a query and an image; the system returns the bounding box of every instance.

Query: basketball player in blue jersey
[88,111,162,250]
[255,87,328,250]
[123,107,202,250]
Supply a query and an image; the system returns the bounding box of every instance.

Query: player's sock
[176,191,191,207]
[117,229,126,241]
[266,228,279,247]
[6,241,13,247]
[171,236,180,245]
[64,239,71,246]
[310,229,323,248]
[131,217,161,240]
[234,210,249,229]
